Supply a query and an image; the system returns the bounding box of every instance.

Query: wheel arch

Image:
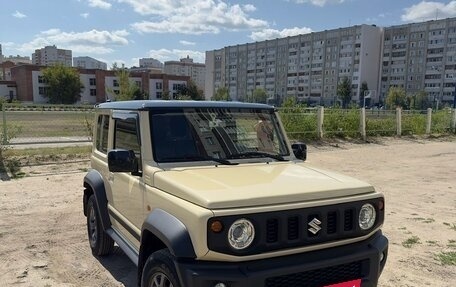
[83,170,111,231]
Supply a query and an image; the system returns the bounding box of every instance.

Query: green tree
[409,90,430,110]
[108,63,140,101]
[42,64,83,104]
[176,80,203,100]
[386,86,407,109]
[212,87,230,101]
[337,77,352,108]
[252,88,268,104]
[359,81,369,107]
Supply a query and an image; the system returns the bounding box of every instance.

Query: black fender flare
[141,209,196,259]
[83,170,111,231]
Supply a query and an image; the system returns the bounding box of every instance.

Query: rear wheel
[86,195,114,256]
[141,249,180,287]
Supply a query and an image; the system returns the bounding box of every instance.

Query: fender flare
[83,170,111,231]
[141,209,196,259]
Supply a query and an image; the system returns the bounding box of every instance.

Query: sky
[2,0,456,68]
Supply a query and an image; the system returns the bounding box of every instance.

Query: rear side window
[95,115,109,153]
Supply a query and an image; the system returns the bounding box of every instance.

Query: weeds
[402,236,421,248]
[435,251,456,266]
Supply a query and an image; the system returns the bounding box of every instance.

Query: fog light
[214,283,227,287]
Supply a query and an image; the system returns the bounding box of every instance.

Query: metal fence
[1,104,455,146]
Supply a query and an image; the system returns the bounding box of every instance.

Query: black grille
[207,198,384,256]
[265,260,365,287]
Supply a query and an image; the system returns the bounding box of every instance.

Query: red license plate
[323,279,362,287]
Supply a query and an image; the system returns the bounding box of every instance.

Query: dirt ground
[0,137,455,287]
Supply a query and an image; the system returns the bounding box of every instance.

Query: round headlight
[359,203,376,230]
[228,219,255,250]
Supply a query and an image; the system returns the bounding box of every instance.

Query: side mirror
[291,142,307,161]
[108,149,139,173]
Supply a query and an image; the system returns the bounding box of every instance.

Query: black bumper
[175,230,388,287]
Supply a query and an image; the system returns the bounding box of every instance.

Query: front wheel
[86,195,114,256]
[141,249,181,287]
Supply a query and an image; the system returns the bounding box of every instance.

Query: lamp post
[363,90,371,108]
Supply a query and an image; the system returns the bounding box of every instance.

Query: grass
[448,240,456,248]
[443,222,456,231]
[4,146,91,158]
[435,251,456,266]
[402,236,421,248]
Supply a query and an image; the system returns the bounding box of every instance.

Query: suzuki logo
[308,218,322,235]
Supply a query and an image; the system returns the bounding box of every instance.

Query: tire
[86,195,114,256]
[141,249,181,287]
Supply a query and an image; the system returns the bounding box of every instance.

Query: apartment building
[0,44,32,65]
[380,18,456,106]
[10,65,189,104]
[205,25,382,105]
[73,56,107,70]
[32,45,72,67]
[139,58,164,69]
[164,56,206,92]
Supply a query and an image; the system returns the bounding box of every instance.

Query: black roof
[96,100,274,110]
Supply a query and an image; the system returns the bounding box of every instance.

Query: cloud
[250,27,313,41]
[12,11,27,18]
[179,40,196,46]
[80,13,90,18]
[87,0,112,9]
[16,29,129,55]
[291,0,345,7]
[148,48,205,63]
[122,0,267,35]
[402,1,456,22]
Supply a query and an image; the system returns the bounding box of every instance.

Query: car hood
[153,162,374,209]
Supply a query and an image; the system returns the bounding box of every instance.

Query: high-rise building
[139,58,163,69]
[73,56,107,70]
[32,45,72,67]
[380,18,456,106]
[205,25,383,105]
[164,56,206,92]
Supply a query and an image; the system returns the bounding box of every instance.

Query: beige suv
[83,100,388,287]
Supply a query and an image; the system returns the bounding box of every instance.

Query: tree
[337,77,352,108]
[212,87,230,101]
[108,63,140,101]
[42,64,83,104]
[409,90,430,110]
[176,80,203,100]
[359,81,369,107]
[252,88,268,104]
[386,86,407,109]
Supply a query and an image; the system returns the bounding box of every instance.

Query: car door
[108,111,144,249]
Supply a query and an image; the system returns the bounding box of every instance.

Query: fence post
[396,107,402,136]
[451,108,456,133]
[426,108,433,135]
[1,104,7,145]
[360,107,366,141]
[317,106,324,139]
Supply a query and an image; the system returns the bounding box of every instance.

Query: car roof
[96,100,274,111]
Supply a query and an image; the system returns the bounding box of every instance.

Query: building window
[156,82,163,89]
[113,79,119,87]
[156,91,162,99]
[38,87,47,95]
[114,90,120,94]
[135,81,141,88]
[89,78,96,86]
[90,89,97,96]
[38,76,46,84]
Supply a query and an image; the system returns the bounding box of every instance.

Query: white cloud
[402,1,456,22]
[148,48,205,63]
[88,0,112,9]
[80,13,90,18]
[179,40,196,46]
[250,27,312,41]
[12,11,27,18]
[121,0,267,35]
[292,0,344,7]
[16,29,129,55]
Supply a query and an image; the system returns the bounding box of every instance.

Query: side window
[95,115,109,153]
[114,117,141,168]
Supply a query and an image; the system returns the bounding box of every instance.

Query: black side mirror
[108,149,139,173]
[291,142,307,161]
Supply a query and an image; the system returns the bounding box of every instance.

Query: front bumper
[175,230,388,287]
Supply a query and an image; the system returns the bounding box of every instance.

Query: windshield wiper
[227,151,287,162]
[160,155,238,165]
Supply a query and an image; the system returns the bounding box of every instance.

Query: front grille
[207,198,384,256]
[265,260,365,287]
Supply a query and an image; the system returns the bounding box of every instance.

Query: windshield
[150,107,289,163]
